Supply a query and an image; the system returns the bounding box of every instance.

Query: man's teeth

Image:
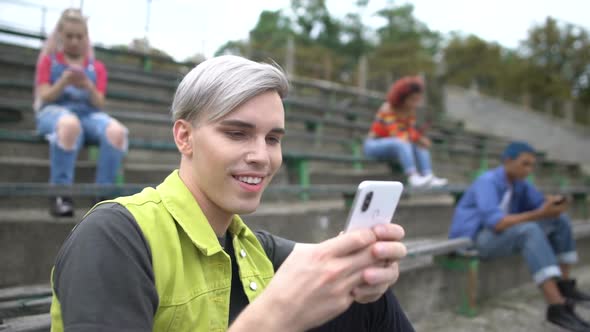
[237,176,262,184]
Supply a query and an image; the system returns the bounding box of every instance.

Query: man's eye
[225,131,246,140]
[267,136,281,145]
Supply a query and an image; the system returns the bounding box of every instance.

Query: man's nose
[244,139,270,166]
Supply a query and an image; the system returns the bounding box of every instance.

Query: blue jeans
[363,137,432,175]
[475,215,578,285]
[36,105,127,185]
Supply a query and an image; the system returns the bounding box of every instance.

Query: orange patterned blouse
[369,109,423,142]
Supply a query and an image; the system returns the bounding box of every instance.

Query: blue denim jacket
[449,166,545,239]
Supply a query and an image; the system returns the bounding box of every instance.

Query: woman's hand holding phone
[61,66,90,89]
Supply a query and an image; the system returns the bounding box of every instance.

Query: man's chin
[233,206,259,215]
[231,198,262,215]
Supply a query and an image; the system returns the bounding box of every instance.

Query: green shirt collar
[157,170,248,256]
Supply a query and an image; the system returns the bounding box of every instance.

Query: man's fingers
[320,229,376,257]
[372,223,405,241]
[372,242,407,261]
[352,284,389,303]
[362,262,400,286]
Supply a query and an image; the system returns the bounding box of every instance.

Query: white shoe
[408,174,431,188]
[429,175,448,188]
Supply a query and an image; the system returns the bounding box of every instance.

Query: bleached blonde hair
[171,55,289,124]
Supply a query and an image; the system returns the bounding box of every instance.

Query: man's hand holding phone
[343,181,406,303]
[243,182,407,331]
[537,195,568,219]
[249,225,406,332]
[352,223,406,304]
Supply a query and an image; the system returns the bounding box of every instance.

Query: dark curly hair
[386,76,424,109]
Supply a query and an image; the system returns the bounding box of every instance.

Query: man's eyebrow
[270,128,286,135]
[219,119,285,135]
[218,120,255,129]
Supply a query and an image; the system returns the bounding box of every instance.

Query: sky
[0,0,589,61]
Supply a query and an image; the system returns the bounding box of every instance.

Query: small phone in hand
[344,181,404,232]
[68,65,85,77]
[554,195,567,205]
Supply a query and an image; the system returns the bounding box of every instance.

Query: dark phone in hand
[554,196,567,205]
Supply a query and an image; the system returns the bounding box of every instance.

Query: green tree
[443,35,505,91]
[291,0,340,50]
[289,0,346,80]
[248,10,293,61]
[522,17,590,103]
[340,12,371,61]
[214,40,248,57]
[442,34,533,102]
[368,4,440,88]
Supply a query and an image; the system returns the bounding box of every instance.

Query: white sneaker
[408,174,431,188]
[429,175,448,188]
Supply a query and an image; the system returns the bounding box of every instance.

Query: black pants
[309,290,415,332]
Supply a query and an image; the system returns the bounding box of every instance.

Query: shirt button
[249,281,258,291]
[240,249,247,258]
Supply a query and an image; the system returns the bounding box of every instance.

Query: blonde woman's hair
[33,8,93,110]
[41,8,91,58]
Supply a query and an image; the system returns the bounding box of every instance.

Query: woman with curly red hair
[364,76,447,188]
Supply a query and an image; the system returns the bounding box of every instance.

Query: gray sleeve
[52,203,158,332]
[254,230,296,271]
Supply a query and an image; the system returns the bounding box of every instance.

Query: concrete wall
[444,86,590,169]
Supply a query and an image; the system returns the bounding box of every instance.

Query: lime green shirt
[50,170,276,331]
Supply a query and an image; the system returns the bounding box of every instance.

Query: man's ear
[173,119,193,156]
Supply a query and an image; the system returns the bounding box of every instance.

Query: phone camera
[361,191,373,212]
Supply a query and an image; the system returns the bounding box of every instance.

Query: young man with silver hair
[50,55,414,331]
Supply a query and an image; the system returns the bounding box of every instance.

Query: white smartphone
[344,181,404,232]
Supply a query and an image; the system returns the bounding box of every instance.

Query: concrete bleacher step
[0,297,51,321]
[0,44,182,86]
[0,114,582,189]
[0,286,51,303]
[0,156,174,184]
[0,156,250,185]
[0,140,182,164]
[306,168,394,184]
[0,65,176,103]
[0,84,171,116]
[0,313,50,332]
[0,195,462,287]
[0,284,51,330]
[0,129,359,159]
[0,140,575,191]
[0,155,475,190]
[2,94,580,187]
